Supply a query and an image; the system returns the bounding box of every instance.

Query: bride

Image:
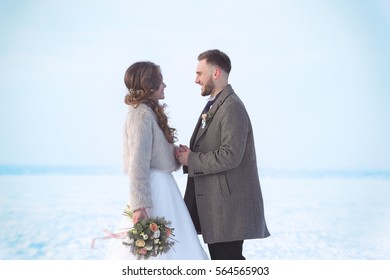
[104,61,208,260]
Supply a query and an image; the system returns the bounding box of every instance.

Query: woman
[104,61,208,260]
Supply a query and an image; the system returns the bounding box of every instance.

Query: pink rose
[138,248,147,255]
[149,223,158,232]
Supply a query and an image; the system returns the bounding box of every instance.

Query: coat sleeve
[187,100,249,176]
[125,110,153,211]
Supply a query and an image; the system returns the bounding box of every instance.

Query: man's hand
[177,144,191,166]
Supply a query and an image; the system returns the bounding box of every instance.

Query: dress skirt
[104,169,208,260]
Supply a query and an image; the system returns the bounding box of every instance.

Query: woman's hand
[177,144,191,166]
[132,208,148,224]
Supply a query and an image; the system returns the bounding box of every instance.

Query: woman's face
[151,81,166,100]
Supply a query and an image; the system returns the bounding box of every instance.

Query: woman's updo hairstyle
[124,61,176,143]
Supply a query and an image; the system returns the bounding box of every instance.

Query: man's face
[195,59,215,96]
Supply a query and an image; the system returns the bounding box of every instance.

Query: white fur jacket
[123,103,180,211]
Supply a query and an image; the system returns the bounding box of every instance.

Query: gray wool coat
[184,84,270,244]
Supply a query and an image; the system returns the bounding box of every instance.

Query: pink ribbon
[90,229,128,249]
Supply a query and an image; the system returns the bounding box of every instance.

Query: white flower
[145,245,153,251]
[153,230,160,239]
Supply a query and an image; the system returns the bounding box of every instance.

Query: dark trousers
[207,240,245,260]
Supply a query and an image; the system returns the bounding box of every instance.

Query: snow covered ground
[0,174,389,260]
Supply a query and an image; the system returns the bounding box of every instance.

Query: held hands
[175,144,191,166]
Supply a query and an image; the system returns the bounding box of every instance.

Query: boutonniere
[201,112,213,129]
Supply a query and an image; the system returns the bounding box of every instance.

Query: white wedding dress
[104,169,208,260]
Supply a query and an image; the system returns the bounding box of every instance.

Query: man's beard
[201,78,215,96]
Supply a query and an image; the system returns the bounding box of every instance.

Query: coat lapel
[190,117,202,149]
[191,85,234,146]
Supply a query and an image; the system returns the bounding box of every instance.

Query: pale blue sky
[1,0,389,172]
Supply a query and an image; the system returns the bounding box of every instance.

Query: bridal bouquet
[122,206,175,260]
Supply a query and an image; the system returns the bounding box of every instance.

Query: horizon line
[0,164,389,179]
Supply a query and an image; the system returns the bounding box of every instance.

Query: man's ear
[213,68,221,79]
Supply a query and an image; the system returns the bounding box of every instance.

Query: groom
[177,49,270,260]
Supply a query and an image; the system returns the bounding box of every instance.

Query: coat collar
[207,84,234,116]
